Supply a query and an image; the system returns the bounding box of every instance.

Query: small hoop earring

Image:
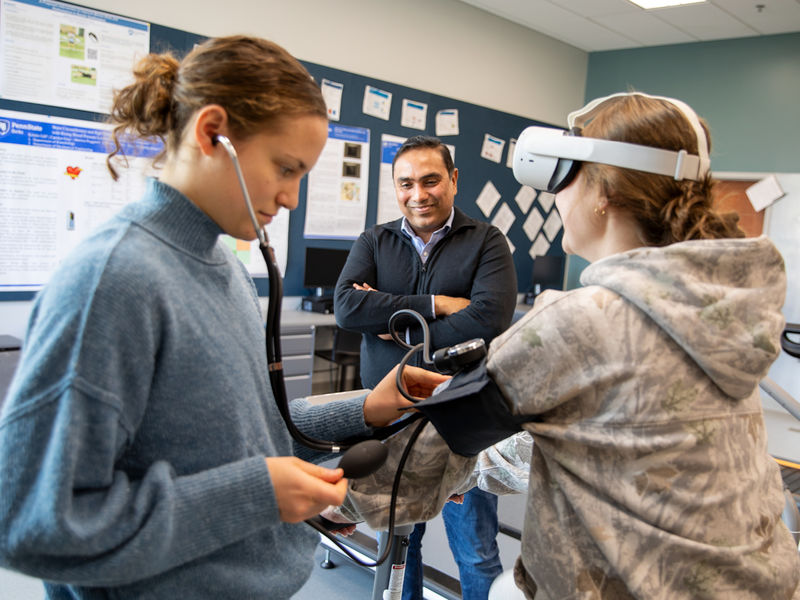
[594,206,606,217]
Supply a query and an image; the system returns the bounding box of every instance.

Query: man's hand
[363,364,450,426]
[265,457,347,523]
[353,282,393,339]
[434,295,470,316]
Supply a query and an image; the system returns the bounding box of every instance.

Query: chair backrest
[0,349,21,414]
[334,327,362,355]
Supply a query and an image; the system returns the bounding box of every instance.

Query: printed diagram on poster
[435,109,459,136]
[0,0,150,114]
[321,79,343,122]
[304,124,370,239]
[401,99,427,130]
[362,85,392,120]
[0,109,159,291]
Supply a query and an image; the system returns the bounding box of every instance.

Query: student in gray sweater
[0,35,443,599]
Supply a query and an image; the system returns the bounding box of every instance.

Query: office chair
[314,327,361,392]
[0,336,22,414]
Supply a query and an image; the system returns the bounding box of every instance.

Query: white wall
[77,0,587,126]
[0,0,588,340]
[761,174,800,462]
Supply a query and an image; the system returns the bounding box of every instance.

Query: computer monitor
[531,254,565,295]
[303,247,351,295]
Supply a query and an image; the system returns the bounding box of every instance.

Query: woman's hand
[265,457,348,523]
[363,364,450,427]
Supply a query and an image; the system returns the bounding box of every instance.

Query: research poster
[304,124,370,239]
[0,109,158,291]
[376,133,405,225]
[219,207,289,278]
[0,0,150,114]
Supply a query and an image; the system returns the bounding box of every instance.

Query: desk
[259,297,341,399]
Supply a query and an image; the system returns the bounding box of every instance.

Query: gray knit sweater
[0,179,371,599]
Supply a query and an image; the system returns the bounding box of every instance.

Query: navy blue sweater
[334,208,517,388]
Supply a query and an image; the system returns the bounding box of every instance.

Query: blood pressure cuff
[412,361,528,457]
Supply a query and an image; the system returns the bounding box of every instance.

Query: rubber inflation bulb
[337,440,388,478]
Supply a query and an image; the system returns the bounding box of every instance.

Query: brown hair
[106,35,327,179]
[580,94,743,245]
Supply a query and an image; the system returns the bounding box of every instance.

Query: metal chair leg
[320,546,336,569]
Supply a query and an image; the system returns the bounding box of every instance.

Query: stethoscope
[213,134,436,567]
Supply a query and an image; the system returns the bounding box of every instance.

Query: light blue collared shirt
[400,208,455,317]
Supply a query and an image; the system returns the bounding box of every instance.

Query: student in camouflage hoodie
[338,93,800,599]
[480,93,800,599]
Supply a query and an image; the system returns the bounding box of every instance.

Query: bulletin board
[0,0,566,301]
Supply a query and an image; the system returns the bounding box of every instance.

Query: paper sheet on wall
[0,0,150,114]
[321,79,343,122]
[376,133,406,225]
[523,206,544,241]
[506,138,516,169]
[491,202,515,235]
[542,210,562,241]
[435,109,459,136]
[746,174,785,212]
[515,185,536,214]
[480,133,505,163]
[401,99,427,130]
[530,233,551,258]
[476,180,501,217]
[0,109,159,291]
[538,191,556,212]
[362,85,392,120]
[304,124,370,239]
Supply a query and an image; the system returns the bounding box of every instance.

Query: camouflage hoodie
[337,236,798,599]
[486,235,799,599]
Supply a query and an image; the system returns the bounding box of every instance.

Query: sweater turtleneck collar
[123,178,229,262]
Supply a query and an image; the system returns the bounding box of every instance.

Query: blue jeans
[378,488,502,600]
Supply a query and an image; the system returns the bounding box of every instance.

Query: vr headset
[512,92,711,193]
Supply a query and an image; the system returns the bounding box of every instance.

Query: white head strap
[567,92,711,179]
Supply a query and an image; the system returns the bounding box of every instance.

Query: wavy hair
[580,94,743,245]
[106,35,326,180]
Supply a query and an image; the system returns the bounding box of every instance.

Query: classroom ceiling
[455,0,800,51]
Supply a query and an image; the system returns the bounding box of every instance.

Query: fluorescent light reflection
[628,0,706,8]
